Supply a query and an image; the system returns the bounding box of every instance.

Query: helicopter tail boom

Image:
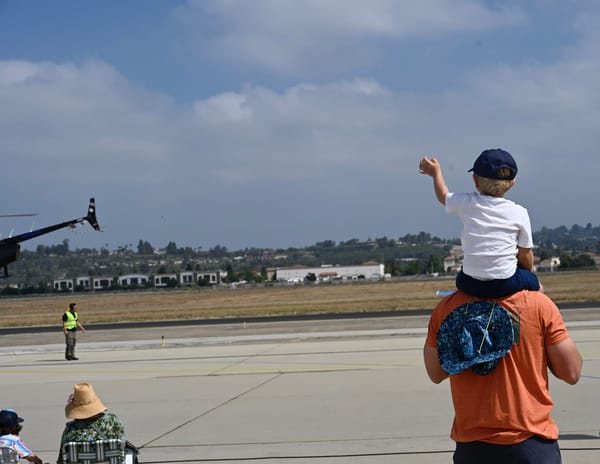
[85,198,100,231]
[0,198,101,277]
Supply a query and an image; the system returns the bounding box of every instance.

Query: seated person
[57,383,125,464]
[0,409,44,464]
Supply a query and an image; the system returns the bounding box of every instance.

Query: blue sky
[1,0,599,251]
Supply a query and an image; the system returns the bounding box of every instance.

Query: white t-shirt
[446,192,533,280]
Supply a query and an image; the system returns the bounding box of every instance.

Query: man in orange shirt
[424,290,582,463]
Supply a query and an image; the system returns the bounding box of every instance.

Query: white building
[537,257,561,272]
[197,271,220,285]
[154,274,178,287]
[179,271,195,284]
[93,277,112,290]
[118,274,149,287]
[53,279,73,291]
[275,262,385,282]
[443,245,464,273]
[76,276,92,290]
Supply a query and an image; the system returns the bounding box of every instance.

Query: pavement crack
[140,373,281,448]
[207,344,282,376]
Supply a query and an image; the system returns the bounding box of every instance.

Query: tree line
[4,224,598,294]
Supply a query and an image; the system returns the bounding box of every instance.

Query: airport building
[52,263,385,292]
[273,261,385,283]
[53,270,223,292]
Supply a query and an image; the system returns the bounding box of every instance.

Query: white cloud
[3,1,600,249]
[1,60,177,183]
[193,92,252,121]
[174,0,524,76]
[4,50,596,193]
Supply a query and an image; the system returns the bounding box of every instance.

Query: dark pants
[65,330,77,358]
[454,436,561,464]
[456,267,540,299]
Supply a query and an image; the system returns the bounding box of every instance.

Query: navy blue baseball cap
[468,148,518,180]
[0,409,24,429]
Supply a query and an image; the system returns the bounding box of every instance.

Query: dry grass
[1,272,599,327]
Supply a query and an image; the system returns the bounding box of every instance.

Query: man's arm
[547,337,582,385]
[419,157,449,206]
[423,344,449,383]
[62,314,68,336]
[77,320,86,332]
[517,247,534,271]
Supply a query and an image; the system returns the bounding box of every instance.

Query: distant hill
[533,223,600,257]
[3,224,598,291]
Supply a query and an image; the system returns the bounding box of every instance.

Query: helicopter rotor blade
[0,213,38,218]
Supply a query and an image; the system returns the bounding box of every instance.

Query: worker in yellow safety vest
[62,303,85,361]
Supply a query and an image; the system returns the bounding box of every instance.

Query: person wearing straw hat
[0,409,44,464]
[57,383,125,463]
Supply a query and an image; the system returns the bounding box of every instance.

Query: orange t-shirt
[425,290,570,444]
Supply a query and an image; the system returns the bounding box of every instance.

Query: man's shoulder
[436,289,555,312]
[436,290,472,307]
[503,290,554,305]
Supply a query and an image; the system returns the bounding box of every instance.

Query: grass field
[1,271,599,327]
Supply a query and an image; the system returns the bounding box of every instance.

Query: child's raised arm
[419,156,449,205]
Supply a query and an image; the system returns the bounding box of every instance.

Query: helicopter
[0,198,100,277]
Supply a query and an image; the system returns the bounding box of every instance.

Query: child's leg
[456,269,540,299]
[514,267,541,292]
[456,271,499,298]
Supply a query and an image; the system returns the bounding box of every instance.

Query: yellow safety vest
[64,311,78,330]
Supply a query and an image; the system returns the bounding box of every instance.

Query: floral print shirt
[57,413,125,463]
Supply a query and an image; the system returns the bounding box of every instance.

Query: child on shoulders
[419,148,540,298]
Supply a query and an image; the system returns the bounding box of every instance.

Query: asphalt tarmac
[1,309,599,463]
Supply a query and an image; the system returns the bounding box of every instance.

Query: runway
[1,311,599,463]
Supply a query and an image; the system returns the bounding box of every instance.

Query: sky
[1,0,599,252]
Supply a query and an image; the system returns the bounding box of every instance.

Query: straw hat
[65,383,107,419]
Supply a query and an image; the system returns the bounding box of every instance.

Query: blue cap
[468,148,517,180]
[0,410,24,429]
[437,301,515,375]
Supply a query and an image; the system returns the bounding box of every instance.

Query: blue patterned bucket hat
[437,301,515,375]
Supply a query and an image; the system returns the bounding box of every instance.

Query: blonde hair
[475,174,514,197]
